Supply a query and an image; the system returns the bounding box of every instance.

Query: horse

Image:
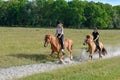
[44,34,73,63]
[83,34,107,60]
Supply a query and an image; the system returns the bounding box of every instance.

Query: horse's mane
[48,34,55,38]
[86,34,93,40]
[45,34,56,40]
[45,34,54,37]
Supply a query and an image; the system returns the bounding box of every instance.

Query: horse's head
[83,34,93,45]
[44,34,52,47]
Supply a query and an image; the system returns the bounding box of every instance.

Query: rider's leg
[60,35,64,52]
[96,40,101,51]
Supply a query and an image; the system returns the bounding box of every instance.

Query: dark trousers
[94,40,101,51]
[57,34,64,49]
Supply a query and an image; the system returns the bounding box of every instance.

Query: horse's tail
[102,47,107,56]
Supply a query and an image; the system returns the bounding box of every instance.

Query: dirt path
[0,46,120,80]
[0,61,69,80]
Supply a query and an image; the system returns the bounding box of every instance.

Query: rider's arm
[94,34,99,41]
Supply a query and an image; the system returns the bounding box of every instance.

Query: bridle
[44,35,50,47]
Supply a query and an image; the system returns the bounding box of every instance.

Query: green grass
[0,27,120,80]
[18,56,120,80]
[0,27,57,68]
[0,27,120,68]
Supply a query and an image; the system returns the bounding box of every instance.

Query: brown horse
[83,34,107,60]
[44,34,73,63]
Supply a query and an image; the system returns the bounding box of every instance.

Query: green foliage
[113,6,120,28]
[0,0,120,28]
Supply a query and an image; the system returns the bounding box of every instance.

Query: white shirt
[57,27,63,34]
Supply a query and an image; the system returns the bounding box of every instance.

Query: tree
[84,2,111,29]
[112,6,120,28]
[66,0,86,28]
[0,0,120,29]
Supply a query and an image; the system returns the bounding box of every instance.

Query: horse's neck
[88,41,94,48]
[50,37,59,47]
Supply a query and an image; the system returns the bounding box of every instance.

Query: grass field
[0,27,120,80]
[0,27,120,68]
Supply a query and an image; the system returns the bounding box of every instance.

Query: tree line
[0,0,120,29]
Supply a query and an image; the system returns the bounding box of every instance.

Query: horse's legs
[50,50,54,58]
[61,52,65,60]
[58,52,64,64]
[70,52,73,60]
[98,50,102,59]
[89,54,92,60]
[67,47,73,60]
[89,51,93,60]
[62,51,65,56]
[69,51,73,60]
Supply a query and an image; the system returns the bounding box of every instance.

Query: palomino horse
[44,34,73,63]
[83,34,107,60]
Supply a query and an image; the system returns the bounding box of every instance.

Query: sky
[84,0,120,6]
[66,0,120,6]
[9,0,119,6]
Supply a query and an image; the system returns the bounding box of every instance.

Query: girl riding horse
[55,21,64,52]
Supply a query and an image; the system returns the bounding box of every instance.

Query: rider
[92,27,101,51]
[55,20,64,52]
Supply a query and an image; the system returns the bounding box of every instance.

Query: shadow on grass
[9,53,57,63]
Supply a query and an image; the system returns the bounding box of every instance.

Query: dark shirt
[92,32,99,40]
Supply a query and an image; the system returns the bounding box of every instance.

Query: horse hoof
[58,61,62,64]
[58,60,65,64]
[58,61,64,64]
